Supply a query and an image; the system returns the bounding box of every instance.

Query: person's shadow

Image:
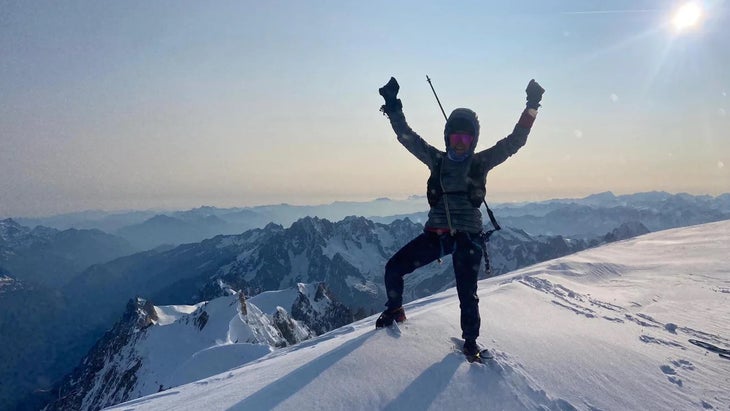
[382,353,462,411]
[228,331,372,411]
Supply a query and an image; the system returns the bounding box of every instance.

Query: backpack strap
[468,156,500,240]
[439,162,456,236]
[482,199,501,241]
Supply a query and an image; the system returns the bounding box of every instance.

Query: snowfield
[106,220,730,411]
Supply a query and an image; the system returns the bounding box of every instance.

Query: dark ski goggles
[448,133,474,146]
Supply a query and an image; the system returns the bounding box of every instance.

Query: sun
[672,2,703,31]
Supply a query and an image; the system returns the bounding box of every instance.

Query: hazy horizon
[3,188,728,220]
[2,1,728,218]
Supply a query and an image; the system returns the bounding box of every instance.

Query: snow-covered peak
[153,303,202,326]
[106,220,730,411]
[0,269,18,292]
[0,218,30,243]
[47,280,358,410]
[603,220,650,242]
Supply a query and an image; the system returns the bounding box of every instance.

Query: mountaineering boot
[463,339,492,362]
[375,306,406,328]
[463,339,480,357]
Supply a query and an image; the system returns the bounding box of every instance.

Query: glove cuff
[517,108,537,128]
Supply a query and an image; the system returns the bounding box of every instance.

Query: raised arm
[379,77,441,169]
[476,79,545,171]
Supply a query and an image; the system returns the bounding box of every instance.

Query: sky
[1,0,729,218]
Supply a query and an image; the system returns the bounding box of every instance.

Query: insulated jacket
[386,107,534,233]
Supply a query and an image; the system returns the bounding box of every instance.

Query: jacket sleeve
[385,109,441,170]
[475,108,536,172]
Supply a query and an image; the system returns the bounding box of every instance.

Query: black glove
[379,77,402,114]
[525,79,544,110]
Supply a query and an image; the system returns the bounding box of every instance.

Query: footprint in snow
[639,335,685,349]
[671,359,695,371]
[668,376,683,387]
[660,364,684,387]
[660,365,676,375]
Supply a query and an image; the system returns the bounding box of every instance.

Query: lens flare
[672,2,702,31]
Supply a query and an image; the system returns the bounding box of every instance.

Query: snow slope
[106,220,730,411]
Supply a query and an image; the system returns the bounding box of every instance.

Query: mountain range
[70,220,730,410]
[374,191,730,238]
[1,191,728,410]
[0,218,136,287]
[14,191,729,251]
[2,214,610,410]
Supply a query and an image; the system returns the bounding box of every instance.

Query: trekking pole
[426,75,456,238]
[426,75,448,121]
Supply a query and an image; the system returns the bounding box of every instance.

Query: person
[375,76,544,356]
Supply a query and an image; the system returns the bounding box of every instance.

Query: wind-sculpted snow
[105,220,730,411]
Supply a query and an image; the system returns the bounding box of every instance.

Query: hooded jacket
[386,107,534,233]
